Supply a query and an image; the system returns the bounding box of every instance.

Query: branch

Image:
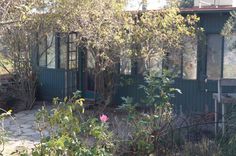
[0,20,20,26]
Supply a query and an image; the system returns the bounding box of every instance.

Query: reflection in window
[146,57,162,74]
[137,58,145,75]
[120,57,131,75]
[38,35,47,67]
[68,33,77,69]
[47,34,55,68]
[136,55,162,75]
[224,33,236,78]
[59,33,78,69]
[87,50,95,90]
[38,33,56,68]
[183,38,197,79]
[207,34,223,79]
[60,34,67,69]
[166,50,181,76]
[87,50,95,69]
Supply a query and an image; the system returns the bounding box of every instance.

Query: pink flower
[100,114,109,123]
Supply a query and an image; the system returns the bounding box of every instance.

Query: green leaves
[34,91,114,155]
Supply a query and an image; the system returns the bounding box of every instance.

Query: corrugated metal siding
[115,77,216,114]
[37,68,65,100]
[172,79,215,114]
[66,70,78,97]
[114,75,144,105]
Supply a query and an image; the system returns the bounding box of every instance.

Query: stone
[20,124,32,129]
[1,104,53,155]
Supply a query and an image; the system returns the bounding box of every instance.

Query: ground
[1,104,52,155]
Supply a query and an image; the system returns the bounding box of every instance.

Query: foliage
[218,105,236,156]
[30,91,114,156]
[0,1,37,110]
[182,138,221,156]
[222,11,236,36]
[139,70,181,109]
[179,0,194,8]
[117,71,180,155]
[0,109,12,155]
[0,0,200,104]
[0,53,12,75]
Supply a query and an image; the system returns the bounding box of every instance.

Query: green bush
[0,109,12,155]
[117,71,180,155]
[31,91,114,156]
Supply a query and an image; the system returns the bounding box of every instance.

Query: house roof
[180,6,236,14]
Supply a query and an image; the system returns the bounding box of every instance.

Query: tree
[0,0,199,106]
[179,0,194,8]
[222,11,236,36]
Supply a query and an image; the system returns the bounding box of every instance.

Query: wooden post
[222,102,225,135]
[215,99,218,136]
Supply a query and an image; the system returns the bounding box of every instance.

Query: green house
[34,5,236,114]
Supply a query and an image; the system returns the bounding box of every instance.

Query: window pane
[60,34,67,69]
[120,57,131,75]
[183,38,197,79]
[87,50,95,90]
[207,34,222,79]
[69,52,77,69]
[69,42,77,51]
[38,35,47,67]
[224,33,236,78]
[68,33,77,69]
[69,33,76,42]
[166,50,181,76]
[47,34,56,68]
[137,58,145,75]
[147,57,162,74]
[69,60,77,69]
[137,55,162,75]
[87,50,95,69]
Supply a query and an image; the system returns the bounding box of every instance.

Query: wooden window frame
[37,33,56,68]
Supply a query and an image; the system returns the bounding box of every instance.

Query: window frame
[205,33,224,80]
[223,32,236,78]
[58,32,78,70]
[37,33,56,68]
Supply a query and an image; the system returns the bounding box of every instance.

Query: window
[120,57,131,75]
[87,50,95,69]
[59,33,78,69]
[60,34,67,69]
[223,33,236,78]
[166,50,182,76]
[183,38,197,79]
[207,34,223,79]
[68,33,78,69]
[87,50,95,90]
[147,57,162,73]
[38,35,47,67]
[38,33,56,68]
[47,34,56,68]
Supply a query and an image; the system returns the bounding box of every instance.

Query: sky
[125,0,167,11]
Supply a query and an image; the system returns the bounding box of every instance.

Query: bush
[182,138,221,156]
[30,91,114,156]
[0,109,12,155]
[116,71,180,155]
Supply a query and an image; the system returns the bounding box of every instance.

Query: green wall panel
[37,68,65,100]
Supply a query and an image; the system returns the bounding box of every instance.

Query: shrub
[0,109,12,154]
[117,71,180,155]
[31,91,114,156]
[182,138,221,156]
